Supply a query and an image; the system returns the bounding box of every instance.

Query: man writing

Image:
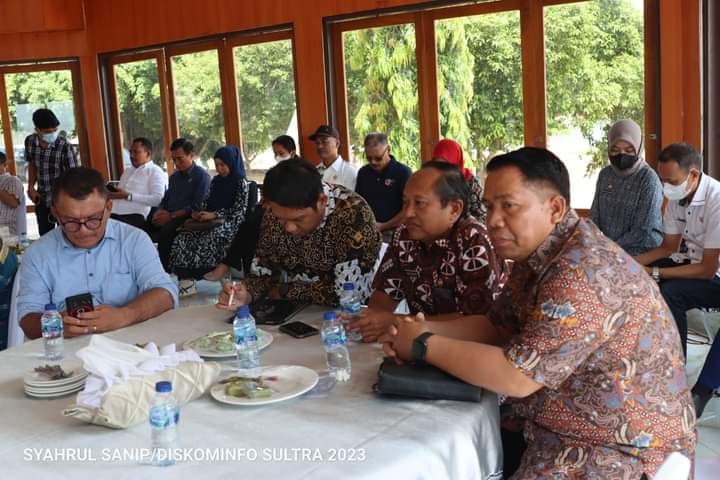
[218,159,380,308]
[18,167,177,339]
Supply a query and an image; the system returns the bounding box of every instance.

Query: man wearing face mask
[25,108,79,235]
[635,142,720,418]
[589,119,663,255]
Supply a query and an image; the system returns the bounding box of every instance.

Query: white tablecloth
[0,304,502,480]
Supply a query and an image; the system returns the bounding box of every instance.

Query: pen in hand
[227,281,237,308]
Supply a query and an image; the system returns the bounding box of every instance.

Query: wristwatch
[411,332,435,364]
[651,266,660,282]
[127,192,133,202]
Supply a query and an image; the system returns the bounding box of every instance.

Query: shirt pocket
[101,270,138,307]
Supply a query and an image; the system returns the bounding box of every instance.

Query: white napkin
[75,336,203,409]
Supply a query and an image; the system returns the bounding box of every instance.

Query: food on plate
[221,375,274,399]
[33,364,72,380]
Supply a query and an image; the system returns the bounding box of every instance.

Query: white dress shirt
[111,161,167,218]
[319,155,357,191]
[664,173,720,275]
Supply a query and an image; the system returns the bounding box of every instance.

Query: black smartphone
[106,183,119,192]
[65,293,94,318]
[279,321,319,339]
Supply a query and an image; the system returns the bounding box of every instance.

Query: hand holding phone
[65,293,94,318]
[279,321,319,338]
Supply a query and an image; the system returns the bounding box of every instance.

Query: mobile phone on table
[279,321,319,339]
[65,293,94,318]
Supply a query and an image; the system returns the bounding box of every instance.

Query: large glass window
[171,50,225,172]
[343,24,419,167]
[114,59,165,169]
[545,0,645,208]
[4,69,79,207]
[435,11,523,179]
[234,39,298,183]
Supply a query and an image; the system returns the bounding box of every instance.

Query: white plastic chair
[653,452,691,480]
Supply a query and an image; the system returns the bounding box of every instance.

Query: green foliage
[344,24,420,167]
[545,0,644,174]
[235,40,297,161]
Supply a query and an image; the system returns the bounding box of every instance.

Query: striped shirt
[0,173,22,234]
[24,134,79,207]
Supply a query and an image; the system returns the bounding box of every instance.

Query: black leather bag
[373,357,484,402]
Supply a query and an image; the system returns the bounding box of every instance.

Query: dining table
[0,303,503,480]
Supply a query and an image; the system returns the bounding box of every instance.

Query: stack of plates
[24,364,88,399]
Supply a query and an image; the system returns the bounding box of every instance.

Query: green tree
[235,40,297,161]
[344,24,420,167]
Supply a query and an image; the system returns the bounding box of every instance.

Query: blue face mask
[40,131,58,144]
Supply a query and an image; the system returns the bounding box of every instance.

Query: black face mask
[609,153,638,170]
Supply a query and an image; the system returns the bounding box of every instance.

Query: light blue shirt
[17,219,178,320]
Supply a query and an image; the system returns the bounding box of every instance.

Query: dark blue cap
[342,282,354,290]
[236,305,250,317]
[156,381,172,393]
[324,311,336,321]
[44,303,57,310]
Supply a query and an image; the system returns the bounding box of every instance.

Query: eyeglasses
[366,147,389,163]
[59,209,106,233]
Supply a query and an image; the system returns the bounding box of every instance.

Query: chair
[653,452,691,480]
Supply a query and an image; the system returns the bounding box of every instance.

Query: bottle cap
[44,303,57,311]
[342,282,354,290]
[323,311,336,321]
[236,305,250,317]
[156,381,172,393]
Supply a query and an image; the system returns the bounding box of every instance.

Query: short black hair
[170,138,193,154]
[658,142,702,171]
[419,160,469,217]
[364,132,388,148]
[272,135,297,153]
[262,159,323,209]
[132,137,153,153]
[0,151,6,164]
[486,147,571,204]
[52,167,109,204]
[32,108,60,130]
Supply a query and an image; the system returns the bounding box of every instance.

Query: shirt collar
[689,173,709,206]
[318,183,337,229]
[325,156,344,173]
[526,209,580,275]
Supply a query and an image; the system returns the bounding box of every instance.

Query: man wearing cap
[589,119,663,256]
[25,108,80,235]
[309,125,357,190]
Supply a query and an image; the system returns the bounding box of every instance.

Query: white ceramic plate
[210,365,319,406]
[24,378,86,394]
[182,329,273,358]
[25,383,85,399]
[24,364,87,388]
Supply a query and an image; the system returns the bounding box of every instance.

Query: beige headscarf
[607,119,644,176]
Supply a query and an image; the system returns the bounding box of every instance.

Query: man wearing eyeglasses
[355,132,412,243]
[17,167,178,339]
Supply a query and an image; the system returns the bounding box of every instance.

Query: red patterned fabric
[489,210,696,479]
[372,217,507,315]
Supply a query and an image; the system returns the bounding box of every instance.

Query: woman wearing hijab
[431,139,486,223]
[169,145,254,296]
[589,119,663,256]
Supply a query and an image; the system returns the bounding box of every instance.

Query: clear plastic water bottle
[40,303,63,361]
[321,311,351,382]
[339,282,363,342]
[233,305,260,375]
[149,381,179,467]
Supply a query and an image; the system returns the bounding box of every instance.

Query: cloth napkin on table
[75,335,203,409]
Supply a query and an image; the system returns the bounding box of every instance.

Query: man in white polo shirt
[635,143,720,356]
[309,125,357,190]
[110,137,167,229]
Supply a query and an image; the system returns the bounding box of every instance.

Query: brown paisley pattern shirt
[245,183,381,306]
[488,210,696,479]
[467,174,487,224]
[372,217,506,315]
